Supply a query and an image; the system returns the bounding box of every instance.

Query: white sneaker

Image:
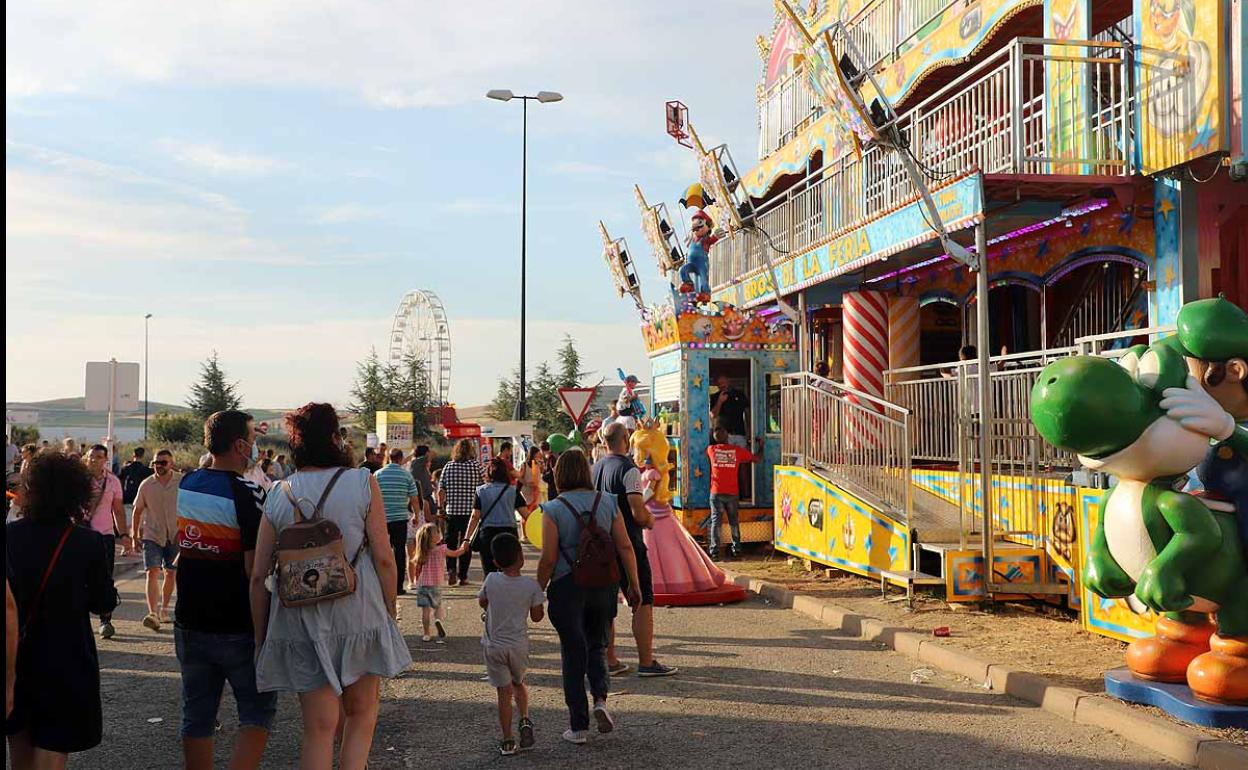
[561,729,588,745]
[592,700,614,733]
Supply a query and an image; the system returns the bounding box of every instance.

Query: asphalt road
[57,552,1176,769]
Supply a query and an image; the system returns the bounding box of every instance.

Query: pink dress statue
[639,467,745,605]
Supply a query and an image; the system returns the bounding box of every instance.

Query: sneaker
[518,718,535,750]
[728,545,742,560]
[499,738,518,756]
[561,729,588,745]
[592,701,614,733]
[447,576,458,587]
[421,634,432,642]
[638,660,678,677]
[608,661,633,677]
[458,578,471,587]
[99,621,115,640]
[706,549,720,562]
[434,619,447,638]
[142,613,160,631]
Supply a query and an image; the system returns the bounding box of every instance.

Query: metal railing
[759,65,823,158]
[846,0,959,71]
[714,37,1139,292]
[1050,263,1145,348]
[781,371,912,519]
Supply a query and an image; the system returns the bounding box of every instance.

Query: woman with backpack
[248,403,411,770]
[6,451,119,767]
[460,458,530,577]
[535,449,642,746]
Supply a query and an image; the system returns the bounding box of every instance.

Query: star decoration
[773,356,788,368]
[1036,239,1050,257]
[693,419,703,432]
[1157,195,1175,220]
[1189,116,1217,153]
[1117,211,1135,234]
[692,374,703,387]
[693,467,703,478]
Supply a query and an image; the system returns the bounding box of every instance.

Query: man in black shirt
[710,375,749,444]
[118,447,154,526]
[360,446,383,473]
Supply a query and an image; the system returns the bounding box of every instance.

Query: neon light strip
[863,199,1110,284]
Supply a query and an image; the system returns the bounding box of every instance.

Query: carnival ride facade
[601,0,1247,711]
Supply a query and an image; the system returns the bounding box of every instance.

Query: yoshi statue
[1030,296,1248,705]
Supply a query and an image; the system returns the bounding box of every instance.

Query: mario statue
[615,369,646,431]
[678,209,719,299]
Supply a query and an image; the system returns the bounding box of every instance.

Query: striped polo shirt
[175,468,265,633]
[375,463,419,523]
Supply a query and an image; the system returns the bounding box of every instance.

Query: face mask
[250,441,260,463]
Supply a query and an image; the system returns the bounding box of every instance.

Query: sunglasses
[153,460,170,466]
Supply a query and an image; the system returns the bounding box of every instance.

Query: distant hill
[6,398,291,428]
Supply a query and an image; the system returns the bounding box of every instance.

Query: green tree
[186,351,242,419]
[348,349,392,433]
[149,411,200,444]
[555,334,589,389]
[528,362,567,437]
[10,425,39,445]
[488,366,521,421]
[390,352,434,437]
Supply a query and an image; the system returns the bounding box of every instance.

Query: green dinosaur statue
[1031,333,1248,705]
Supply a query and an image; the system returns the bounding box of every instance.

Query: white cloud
[314,203,387,225]
[161,140,287,176]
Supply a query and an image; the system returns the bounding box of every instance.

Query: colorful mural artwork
[1151,176,1185,328]
[730,173,983,307]
[1044,0,1090,174]
[897,203,1153,300]
[773,465,910,578]
[1135,0,1227,173]
[945,548,1047,602]
[641,301,797,354]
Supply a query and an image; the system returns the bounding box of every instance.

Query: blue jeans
[546,577,616,731]
[678,256,709,293]
[709,494,742,554]
[174,628,277,738]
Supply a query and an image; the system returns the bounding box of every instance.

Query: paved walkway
[84,553,1176,769]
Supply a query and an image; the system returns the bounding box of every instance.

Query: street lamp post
[486,89,563,421]
[144,313,152,440]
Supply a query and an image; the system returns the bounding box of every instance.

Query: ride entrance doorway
[708,358,754,504]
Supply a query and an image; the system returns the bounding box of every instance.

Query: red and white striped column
[842,291,889,448]
[888,296,920,381]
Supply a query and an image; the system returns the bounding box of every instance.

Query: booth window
[766,373,782,435]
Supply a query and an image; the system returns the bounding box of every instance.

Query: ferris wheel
[389,289,452,405]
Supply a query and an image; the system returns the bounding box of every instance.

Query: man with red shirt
[705,428,762,560]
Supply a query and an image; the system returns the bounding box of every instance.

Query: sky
[5,0,772,410]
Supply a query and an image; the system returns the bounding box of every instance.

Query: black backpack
[555,493,620,589]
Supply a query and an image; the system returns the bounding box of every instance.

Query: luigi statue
[1030,295,1248,706]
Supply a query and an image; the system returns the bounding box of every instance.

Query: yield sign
[557,387,598,426]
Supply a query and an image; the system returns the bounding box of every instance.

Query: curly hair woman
[6,452,119,768]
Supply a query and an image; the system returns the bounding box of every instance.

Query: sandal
[499,738,518,756]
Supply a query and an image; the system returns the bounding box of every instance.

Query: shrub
[10,425,39,445]
[149,411,200,444]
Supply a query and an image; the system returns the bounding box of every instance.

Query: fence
[781,371,912,519]
[715,37,1140,293]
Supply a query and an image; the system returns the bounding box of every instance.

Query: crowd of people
[2,401,692,767]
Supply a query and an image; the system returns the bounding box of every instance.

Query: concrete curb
[721,568,1248,769]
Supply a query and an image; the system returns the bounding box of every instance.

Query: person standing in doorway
[706,429,764,560]
[175,411,276,770]
[376,448,422,596]
[437,439,486,586]
[84,444,127,640]
[131,448,181,630]
[592,423,677,678]
[709,374,749,448]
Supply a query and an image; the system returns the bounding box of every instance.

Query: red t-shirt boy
[707,429,762,497]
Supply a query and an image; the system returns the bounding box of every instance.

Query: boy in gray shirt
[478,533,545,755]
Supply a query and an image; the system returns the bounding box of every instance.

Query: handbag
[274,468,367,608]
[470,485,512,552]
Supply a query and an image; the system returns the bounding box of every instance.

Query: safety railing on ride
[780,371,912,520]
[758,65,824,159]
[711,37,1140,293]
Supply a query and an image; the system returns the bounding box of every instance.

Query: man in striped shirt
[376,448,422,596]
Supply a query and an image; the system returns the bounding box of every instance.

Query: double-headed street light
[486,88,563,421]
